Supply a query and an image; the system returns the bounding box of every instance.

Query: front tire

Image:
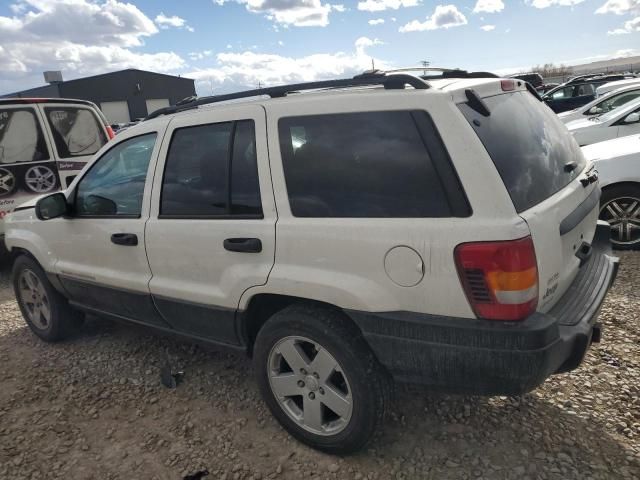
[599,184,640,250]
[253,304,388,454]
[12,255,83,342]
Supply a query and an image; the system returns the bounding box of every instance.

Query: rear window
[45,107,107,158]
[278,110,463,218]
[0,108,50,164]
[458,91,585,213]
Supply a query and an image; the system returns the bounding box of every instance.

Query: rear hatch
[458,88,599,313]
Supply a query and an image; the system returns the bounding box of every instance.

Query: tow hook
[591,323,602,344]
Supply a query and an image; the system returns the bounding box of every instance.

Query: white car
[558,84,640,124]
[567,96,640,146]
[582,134,640,249]
[595,78,640,98]
[5,72,618,453]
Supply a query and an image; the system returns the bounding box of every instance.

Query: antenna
[371,58,375,70]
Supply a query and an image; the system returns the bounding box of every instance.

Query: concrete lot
[0,253,639,480]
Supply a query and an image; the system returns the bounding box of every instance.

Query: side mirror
[623,112,640,124]
[588,106,602,115]
[35,193,69,220]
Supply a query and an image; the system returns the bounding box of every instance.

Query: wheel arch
[239,293,366,357]
[600,181,640,194]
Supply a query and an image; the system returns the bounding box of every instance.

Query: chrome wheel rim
[18,269,51,330]
[267,336,353,436]
[25,165,56,193]
[0,168,16,196]
[600,196,640,247]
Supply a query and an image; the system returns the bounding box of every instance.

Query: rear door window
[458,91,585,213]
[0,108,49,164]
[278,110,464,218]
[45,107,107,158]
[160,120,262,218]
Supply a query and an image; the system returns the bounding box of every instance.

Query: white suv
[5,72,619,453]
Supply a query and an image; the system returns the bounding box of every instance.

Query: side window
[0,108,49,164]
[552,88,570,100]
[160,119,262,217]
[45,107,107,158]
[75,133,156,217]
[278,111,455,218]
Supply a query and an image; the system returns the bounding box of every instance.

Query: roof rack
[145,72,429,120]
[383,66,498,79]
[0,98,98,107]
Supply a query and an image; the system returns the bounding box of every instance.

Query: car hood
[566,118,599,131]
[581,134,640,162]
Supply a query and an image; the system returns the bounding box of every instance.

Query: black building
[4,69,195,124]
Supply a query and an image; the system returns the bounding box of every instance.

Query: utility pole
[421,60,430,76]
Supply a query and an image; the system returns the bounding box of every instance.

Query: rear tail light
[454,236,538,321]
[105,125,115,140]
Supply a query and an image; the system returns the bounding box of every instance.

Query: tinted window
[458,91,585,213]
[45,107,107,158]
[278,111,452,218]
[161,120,262,217]
[0,108,49,164]
[76,133,156,216]
[231,120,262,215]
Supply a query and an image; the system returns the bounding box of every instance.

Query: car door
[49,129,170,327]
[0,104,53,220]
[37,103,109,189]
[145,105,276,346]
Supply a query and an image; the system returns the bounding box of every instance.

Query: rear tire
[253,304,388,454]
[599,184,640,250]
[12,255,83,342]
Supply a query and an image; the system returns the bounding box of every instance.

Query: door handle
[223,238,262,253]
[111,233,138,246]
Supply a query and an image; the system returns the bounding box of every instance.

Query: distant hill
[570,55,640,75]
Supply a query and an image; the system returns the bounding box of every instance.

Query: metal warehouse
[4,69,196,124]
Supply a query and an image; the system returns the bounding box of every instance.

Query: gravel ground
[0,253,639,480]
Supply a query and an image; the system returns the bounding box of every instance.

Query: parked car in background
[5,71,618,453]
[544,75,636,113]
[558,84,640,124]
[509,72,543,90]
[582,134,640,249]
[596,78,640,98]
[567,97,640,146]
[0,98,113,237]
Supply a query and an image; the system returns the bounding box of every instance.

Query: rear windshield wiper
[465,89,491,117]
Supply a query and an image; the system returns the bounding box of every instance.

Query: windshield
[459,91,586,213]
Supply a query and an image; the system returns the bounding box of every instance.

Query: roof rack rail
[145,72,429,120]
[382,66,499,79]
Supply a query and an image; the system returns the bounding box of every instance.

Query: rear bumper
[350,222,619,395]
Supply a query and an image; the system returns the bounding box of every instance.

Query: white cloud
[473,0,504,13]
[214,0,345,27]
[607,15,640,33]
[186,37,388,93]
[527,0,586,8]
[155,12,194,31]
[368,18,385,24]
[189,50,214,60]
[357,0,419,12]
[399,4,467,32]
[0,0,186,94]
[480,24,496,30]
[596,0,640,15]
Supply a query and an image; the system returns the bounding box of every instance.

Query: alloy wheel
[18,269,51,330]
[600,196,640,247]
[25,165,56,193]
[267,336,353,436]
[0,168,16,197]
